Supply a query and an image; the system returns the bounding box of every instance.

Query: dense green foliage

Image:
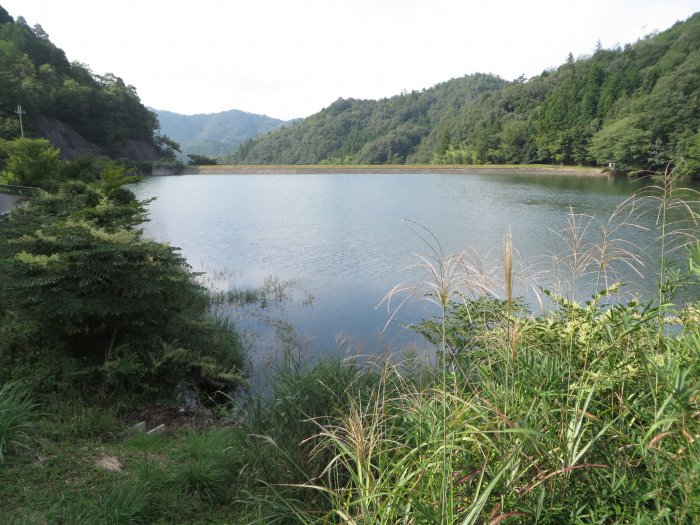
[0,137,61,188]
[0,5,175,159]
[226,74,506,165]
[153,108,287,160]
[0,145,245,398]
[229,13,700,175]
[0,137,142,191]
[187,153,218,166]
[4,272,700,523]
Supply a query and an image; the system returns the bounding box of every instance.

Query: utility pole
[15,105,25,138]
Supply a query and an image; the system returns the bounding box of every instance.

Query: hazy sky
[3,1,700,120]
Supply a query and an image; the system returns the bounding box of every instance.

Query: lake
[0,193,20,215]
[131,172,696,364]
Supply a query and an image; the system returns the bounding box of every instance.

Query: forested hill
[0,5,175,160]
[152,108,288,161]
[227,12,700,174]
[225,74,508,165]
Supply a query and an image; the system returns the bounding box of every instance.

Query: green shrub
[0,138,61,190]
[0,173,246,400]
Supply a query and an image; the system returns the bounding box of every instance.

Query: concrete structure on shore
[183,165,604,176]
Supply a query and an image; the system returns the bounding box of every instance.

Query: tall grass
[237,170,700,523]
[0,381,36,463]
[614,163,700,305]
[249,301,700,522]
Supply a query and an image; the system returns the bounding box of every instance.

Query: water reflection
[132,172,698,358]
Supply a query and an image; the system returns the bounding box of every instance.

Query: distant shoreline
[181,164,605,176]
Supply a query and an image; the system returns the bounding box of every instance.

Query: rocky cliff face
[119,139,160,162]
[37,117,160,162]
[37,117,101,160]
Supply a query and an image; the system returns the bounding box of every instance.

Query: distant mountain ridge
[152,108,289,160]
[226,12,700,176]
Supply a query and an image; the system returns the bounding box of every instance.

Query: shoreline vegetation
[2,146,700,522]
[182,164,605,176]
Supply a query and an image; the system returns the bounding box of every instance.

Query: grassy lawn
[1,399,253,524]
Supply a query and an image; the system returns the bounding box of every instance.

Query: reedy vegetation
[243,167,700,524]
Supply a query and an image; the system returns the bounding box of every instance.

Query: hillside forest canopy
[0,5,178,161]
[226,12,700,177]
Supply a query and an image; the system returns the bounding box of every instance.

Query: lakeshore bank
[182,164,605,176]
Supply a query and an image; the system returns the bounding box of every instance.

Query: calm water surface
[132,172,693,362]
[0,193,20,215]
